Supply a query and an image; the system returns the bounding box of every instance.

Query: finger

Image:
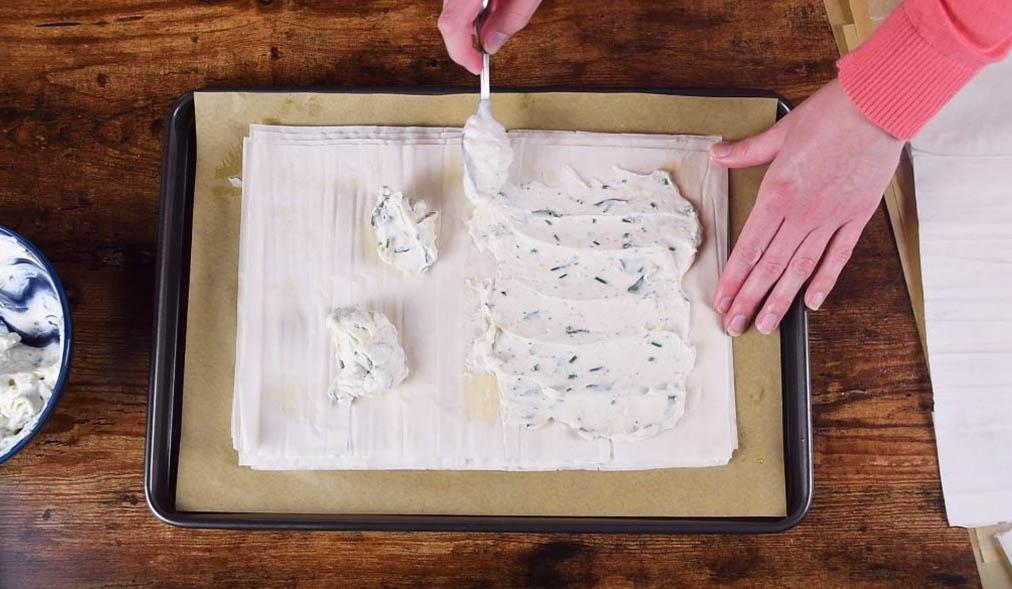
[724,222,808,336]
[438,0,485,74]
[481,0,543,54]
[713,173,794,314]
[710,120,789,169]
[805,220,866,311]
[753,229,833,334]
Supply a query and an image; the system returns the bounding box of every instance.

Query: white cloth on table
[912,55,1012,528]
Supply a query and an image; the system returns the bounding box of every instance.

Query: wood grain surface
[0,1,977,587]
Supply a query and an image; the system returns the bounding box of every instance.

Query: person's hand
[438,0,542,74]
[710,79,903,336]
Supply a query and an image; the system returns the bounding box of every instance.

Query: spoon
[472,0,491,103]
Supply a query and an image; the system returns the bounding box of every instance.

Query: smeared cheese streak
[469,168,700,440]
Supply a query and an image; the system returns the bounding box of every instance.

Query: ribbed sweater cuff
[837,6,982,140]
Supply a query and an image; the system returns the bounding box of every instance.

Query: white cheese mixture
[462,102,514,201]
[468,168,701,440]
[327,307,409,403]
[0,324,59,453]
[371,187,440,275]
[0,234,64,455]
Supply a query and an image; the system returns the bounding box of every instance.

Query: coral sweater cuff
[837,4,984,140]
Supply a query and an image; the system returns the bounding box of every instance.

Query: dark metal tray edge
[145,87,812,534]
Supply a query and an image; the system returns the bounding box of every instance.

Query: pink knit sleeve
[837,0,1012,139]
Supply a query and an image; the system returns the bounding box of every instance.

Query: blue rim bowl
[0,226,73,466]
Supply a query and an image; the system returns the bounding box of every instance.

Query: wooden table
[0,1,978,586]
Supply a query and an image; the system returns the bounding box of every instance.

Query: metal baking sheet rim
[145,88,812,534]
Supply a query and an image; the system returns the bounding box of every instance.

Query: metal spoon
[472,0,491,102]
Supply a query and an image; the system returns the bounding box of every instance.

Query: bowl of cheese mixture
[0,226,72,466]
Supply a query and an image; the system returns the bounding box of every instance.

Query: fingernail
[757,312,779,334]
[727,314,748,336]
[484,32,509,54]
[716,296,732,314]
[810,291,825,310]
[710,142,732,158]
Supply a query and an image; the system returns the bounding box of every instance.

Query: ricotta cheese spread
[371,187,440,275]
[327,307,409,403]
[462,102,514,201]
[468,168,701,440]
[0,234,63,455]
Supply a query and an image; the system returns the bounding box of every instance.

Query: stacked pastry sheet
[232,123,737,470]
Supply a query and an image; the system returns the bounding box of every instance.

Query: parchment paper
[177,91,784,517]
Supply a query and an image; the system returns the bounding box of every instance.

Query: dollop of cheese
[371,187,440,276]
[327,307,409,403]
[462,102,514,201]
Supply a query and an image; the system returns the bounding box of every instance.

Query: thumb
[438,0,486,74]
[710,119,788,168]
[481,0,543,54]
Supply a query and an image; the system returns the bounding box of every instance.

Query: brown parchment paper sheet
[175,91,785,517]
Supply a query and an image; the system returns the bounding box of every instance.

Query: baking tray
[146,88,811,533]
